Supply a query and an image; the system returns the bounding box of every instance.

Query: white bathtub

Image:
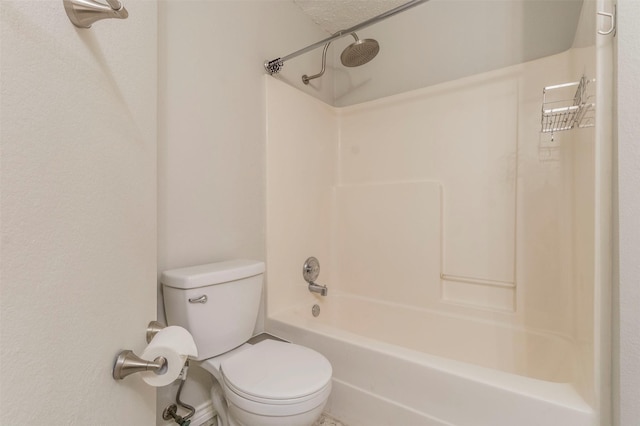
[266,293,594,426]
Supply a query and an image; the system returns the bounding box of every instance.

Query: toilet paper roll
[139,326,198,387]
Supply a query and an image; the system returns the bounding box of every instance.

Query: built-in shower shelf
[541,75,595,134]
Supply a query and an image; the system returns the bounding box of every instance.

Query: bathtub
[266,293,594,426]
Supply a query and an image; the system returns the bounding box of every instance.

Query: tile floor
[313,413,347,426]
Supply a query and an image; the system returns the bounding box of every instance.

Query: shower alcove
[264,1,613,425]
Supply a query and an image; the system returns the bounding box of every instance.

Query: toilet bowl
[201,339,332,426]
[161,260,332,426]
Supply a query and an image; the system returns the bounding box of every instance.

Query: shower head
[340,33,380,67]
[301,32,380,85]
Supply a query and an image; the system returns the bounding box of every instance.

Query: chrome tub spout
[308,282,328,297]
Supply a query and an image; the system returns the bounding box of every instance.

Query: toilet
[161,260,332,426]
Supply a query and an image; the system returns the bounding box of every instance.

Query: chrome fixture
[541,75,595,136]
[188,295,207,304]
[163,404,192,426]
[146,320,166,343]
[308,282,328,297]
[312,304,321,317]
[302,33,379,85]
[303,257,328,296]
[303,256,320,283]
[302,42,331,85]
[597,5,616,36]
[113,321,167,380]
[264,0,430,75]
[113,350,167,380]
[341,33,380,67]
[63,0,128,29]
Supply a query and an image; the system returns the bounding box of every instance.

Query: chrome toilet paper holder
[112,321,168,380]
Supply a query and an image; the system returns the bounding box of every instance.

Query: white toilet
[161,259,332,426]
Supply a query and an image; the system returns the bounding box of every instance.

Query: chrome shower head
[340,33,380,67]
[301,32,380,85]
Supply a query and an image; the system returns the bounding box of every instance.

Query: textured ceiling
[294,0,407,34]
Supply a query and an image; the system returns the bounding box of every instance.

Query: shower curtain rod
[264,0,430,74]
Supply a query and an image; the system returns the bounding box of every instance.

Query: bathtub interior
[266,308,595,426]
[264,0,604,421]
[289,293,578,384]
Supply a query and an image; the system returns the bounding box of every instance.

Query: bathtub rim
[267,302,594,416]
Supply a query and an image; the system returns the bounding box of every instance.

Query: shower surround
[265,42,601,425]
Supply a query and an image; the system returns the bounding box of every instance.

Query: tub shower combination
[264,1,609,425]
[268,294,593,426]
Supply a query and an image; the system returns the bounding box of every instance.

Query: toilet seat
[222,339,332,400]
[219,339,332,417]
[223,380,331,417]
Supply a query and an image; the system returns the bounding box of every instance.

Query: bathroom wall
[158,0,634,423]
[156,1,335,422]
[1,1,636,426]
[266,43,599,400]
[337,72,520,314]
[268,48,592,332]
[615,0,640,423]
[265,77,338,317]
[1,0,157,423]
[337,51,581,332]
[267,1,610,418]
[331,0,585,107]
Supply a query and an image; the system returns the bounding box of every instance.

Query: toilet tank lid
[161,260,265,289]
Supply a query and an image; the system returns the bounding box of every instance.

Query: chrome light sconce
[63,0,129,29]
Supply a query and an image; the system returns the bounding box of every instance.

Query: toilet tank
[161,260,265,360]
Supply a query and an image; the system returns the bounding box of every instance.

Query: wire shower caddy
[541,75,595,136]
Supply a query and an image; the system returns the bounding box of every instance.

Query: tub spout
[308,282,328,297]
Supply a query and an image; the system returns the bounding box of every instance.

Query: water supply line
[264,0,431,74]
[162,362,196,426]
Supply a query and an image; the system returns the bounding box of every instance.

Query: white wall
[336,50,589,335]
[615,0,640,423]
[265,77,337,316]
[158,0,334,275]
[331,0,584,106]
[1,0,635,424]
[159,0,635,423]
[337,74,519,312]
[266,43,602,406]
[157,1,335,421]
[268,48,592,335]
[0,0,158,423]
[265,77,337,317]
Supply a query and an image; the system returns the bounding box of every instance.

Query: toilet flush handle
[188,295,207,304]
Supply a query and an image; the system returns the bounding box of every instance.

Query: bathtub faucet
[303,257,328,296]
[308,282,328,297]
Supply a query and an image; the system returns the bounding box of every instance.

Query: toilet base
[210,376,329,426]
[227,399,327,426]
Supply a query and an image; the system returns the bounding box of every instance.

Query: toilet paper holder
[112,321,168,380]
